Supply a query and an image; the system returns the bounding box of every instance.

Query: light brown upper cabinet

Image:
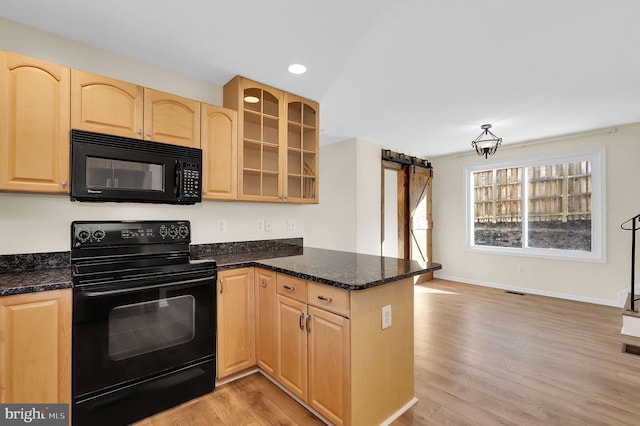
[284,94,319,203]
[0,51,70,194]
[201,103,237,200]
[71,69,143,139]
[143,88,200,149]
[223,76,319,203]
[72,70,200,148]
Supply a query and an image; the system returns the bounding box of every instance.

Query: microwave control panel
[181,161,201,199]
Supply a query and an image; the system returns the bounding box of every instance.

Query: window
[465,148,605,262]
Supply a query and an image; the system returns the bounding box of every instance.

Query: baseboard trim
[215,367,259,386]
[254,369,417,425]
[434,273,625,308]
[256,369,332,425]
[380,396,419,426]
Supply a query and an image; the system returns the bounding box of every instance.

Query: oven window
[86,157,164,191]
[108,295,195,361]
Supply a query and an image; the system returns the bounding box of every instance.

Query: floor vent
[505,290,526,296]
[622,343,640,356]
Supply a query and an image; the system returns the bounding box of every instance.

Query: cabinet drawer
[307,282,350,318]
[276,273,307,303]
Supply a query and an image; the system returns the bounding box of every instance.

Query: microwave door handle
[175,160,182,197]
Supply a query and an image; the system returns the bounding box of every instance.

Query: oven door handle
[79,276,213,297]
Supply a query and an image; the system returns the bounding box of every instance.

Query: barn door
[409,166,433,281]
[381,152,433,281]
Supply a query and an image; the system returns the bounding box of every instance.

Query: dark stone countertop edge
[0,248,442,295]
[0,269,73,297]
[249,262,442,290]
[214,250,443,291]
[0,281,73,297]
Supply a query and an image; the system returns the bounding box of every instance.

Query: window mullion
[522,166,529,248]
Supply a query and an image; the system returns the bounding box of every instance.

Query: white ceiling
[2,0,639,158]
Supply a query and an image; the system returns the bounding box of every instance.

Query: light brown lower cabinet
[255,268,277,376]
[222,267,415,426]
[216,268,256,379]
[276,274,351,425]
[0,289,71,403]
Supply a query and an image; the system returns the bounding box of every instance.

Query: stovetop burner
[71,220,216,286]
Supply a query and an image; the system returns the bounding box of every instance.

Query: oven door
[72,270,216,398]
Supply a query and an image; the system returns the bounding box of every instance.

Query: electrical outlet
[382,304,392,329]
[287,219,296,231]
[265,219,272,232]
[217,220,227,232]
[257,219,265,232]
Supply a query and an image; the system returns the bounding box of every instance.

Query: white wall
[0,18,348,255]
[302,140,358,251]
[355,138,382,255]
[0,17,221,105]
[432,123,640,306]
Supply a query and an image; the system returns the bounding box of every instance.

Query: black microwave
[70,129,202,204]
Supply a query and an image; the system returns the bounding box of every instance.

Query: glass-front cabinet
[285,94,318,202]
[224,76,319,203]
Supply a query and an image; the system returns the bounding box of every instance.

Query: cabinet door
[276,294,308,401]
[216,268,256,379]
[201,103,237,200]
[71,69,144,139]
[224,76,284,202]
[255,268,277,376]
[0,289,71,403]
[308,306,350,426]
[0,52,70,193]
[284,94,319,203]
[144,88,200,148]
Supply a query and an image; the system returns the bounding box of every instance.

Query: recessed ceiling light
[288,64,307,75]
[243,96,259,103]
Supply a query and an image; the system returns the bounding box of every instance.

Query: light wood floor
[136,279,640,425]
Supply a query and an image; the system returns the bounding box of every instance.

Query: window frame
[464,147,606,263]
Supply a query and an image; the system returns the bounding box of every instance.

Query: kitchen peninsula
[0,242,441,426]
[194,242,442,426]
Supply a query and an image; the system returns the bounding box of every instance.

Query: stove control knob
[159,225,168,238]
[93,229,106,241]
[168,226,178,238]
[178,225,189,238]
[77,229,90,243]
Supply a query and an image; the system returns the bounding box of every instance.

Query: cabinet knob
[60,181,68,188]
[317,295,333,303]
[283,285,294,292]
[146,130,152,137]
[137,129,143,135]
[299,312,305,330]
[306,315,311,333]
[202,190,208,195]
[260,280,268,288]
[219,279,224,294]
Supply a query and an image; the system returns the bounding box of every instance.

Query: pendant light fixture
[471,124,502,158]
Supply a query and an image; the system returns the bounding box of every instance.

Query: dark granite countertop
[0,267,72,297]
[207,246,442,291]
[0,242,441,295]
